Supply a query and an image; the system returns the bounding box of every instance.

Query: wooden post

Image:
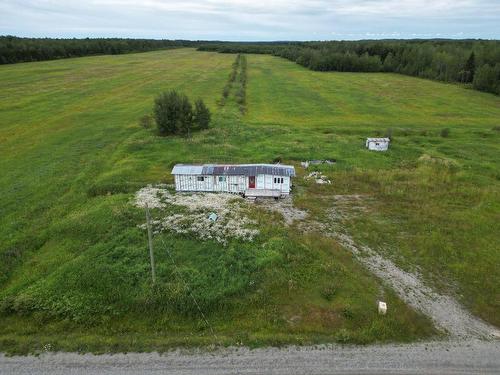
[145,203,156,284]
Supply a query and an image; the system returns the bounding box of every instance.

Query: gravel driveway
[1,340,499,375]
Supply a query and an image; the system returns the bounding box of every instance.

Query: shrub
[194,99,211,130]
[153,90,193,136]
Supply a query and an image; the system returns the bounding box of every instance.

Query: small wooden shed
[366,138,390,151]
[171,163,295,198]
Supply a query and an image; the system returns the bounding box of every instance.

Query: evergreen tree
[464,51,476,82]
[460,51,476,83]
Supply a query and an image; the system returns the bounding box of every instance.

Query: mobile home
[171,164,295,198]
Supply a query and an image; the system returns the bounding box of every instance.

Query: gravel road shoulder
[1,340,499,375]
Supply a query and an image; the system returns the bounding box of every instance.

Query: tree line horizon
[198,40,500,96]
[1,36,499,95]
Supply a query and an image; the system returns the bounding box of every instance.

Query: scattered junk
[171,163,295,198]
[305,171,332,184]
[134,186,259,245]
[378,301,388,315]
[301,159,336,169]
[366,138,390,151]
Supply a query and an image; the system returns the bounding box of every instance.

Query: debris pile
[134,186,259,245]
[301,160,335,168]
[305,171,332,184]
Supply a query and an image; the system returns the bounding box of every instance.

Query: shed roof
[366,138,390,142]
[172,164,295,177]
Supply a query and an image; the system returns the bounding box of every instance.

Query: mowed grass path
[0,49,498,352]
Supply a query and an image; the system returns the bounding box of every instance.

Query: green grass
[245,54,500,326]
[0,48,499,354]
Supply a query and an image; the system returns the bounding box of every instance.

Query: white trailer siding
[172,164,295,197]
[256,174,290,191]
[175,175,213,192]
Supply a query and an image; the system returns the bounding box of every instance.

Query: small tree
[154,90,193,136]
[194,99,211,130]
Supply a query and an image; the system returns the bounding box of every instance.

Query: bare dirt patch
[253,196,307,225]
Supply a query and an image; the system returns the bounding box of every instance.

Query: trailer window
[197,176,204,182]
[218,176,226,182]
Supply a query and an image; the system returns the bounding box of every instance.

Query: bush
[194,99,211,130]
[440,128,450,138]
[153,90,193,136]
[154,90,193,135]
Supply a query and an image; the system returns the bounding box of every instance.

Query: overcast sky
[1,0,499,40]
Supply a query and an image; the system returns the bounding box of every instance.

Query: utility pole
[145,203,156,284]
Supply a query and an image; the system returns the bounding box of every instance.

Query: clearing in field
[0,48,499,353]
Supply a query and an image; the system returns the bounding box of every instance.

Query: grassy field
[0,48,498,353]
[246,54,500,326]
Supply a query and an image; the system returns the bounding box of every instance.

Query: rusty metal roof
[172,164,295,177]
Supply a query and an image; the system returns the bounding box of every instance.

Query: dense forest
[0,36,198,64]
[198,40,500,95]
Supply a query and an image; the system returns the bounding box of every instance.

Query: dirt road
[2,340,499,374]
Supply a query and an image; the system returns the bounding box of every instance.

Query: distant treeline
[198,40,500,95]
[0,36,200,64]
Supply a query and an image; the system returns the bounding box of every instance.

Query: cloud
[1,0,499,40]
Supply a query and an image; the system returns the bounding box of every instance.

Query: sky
[1,0,499,41]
